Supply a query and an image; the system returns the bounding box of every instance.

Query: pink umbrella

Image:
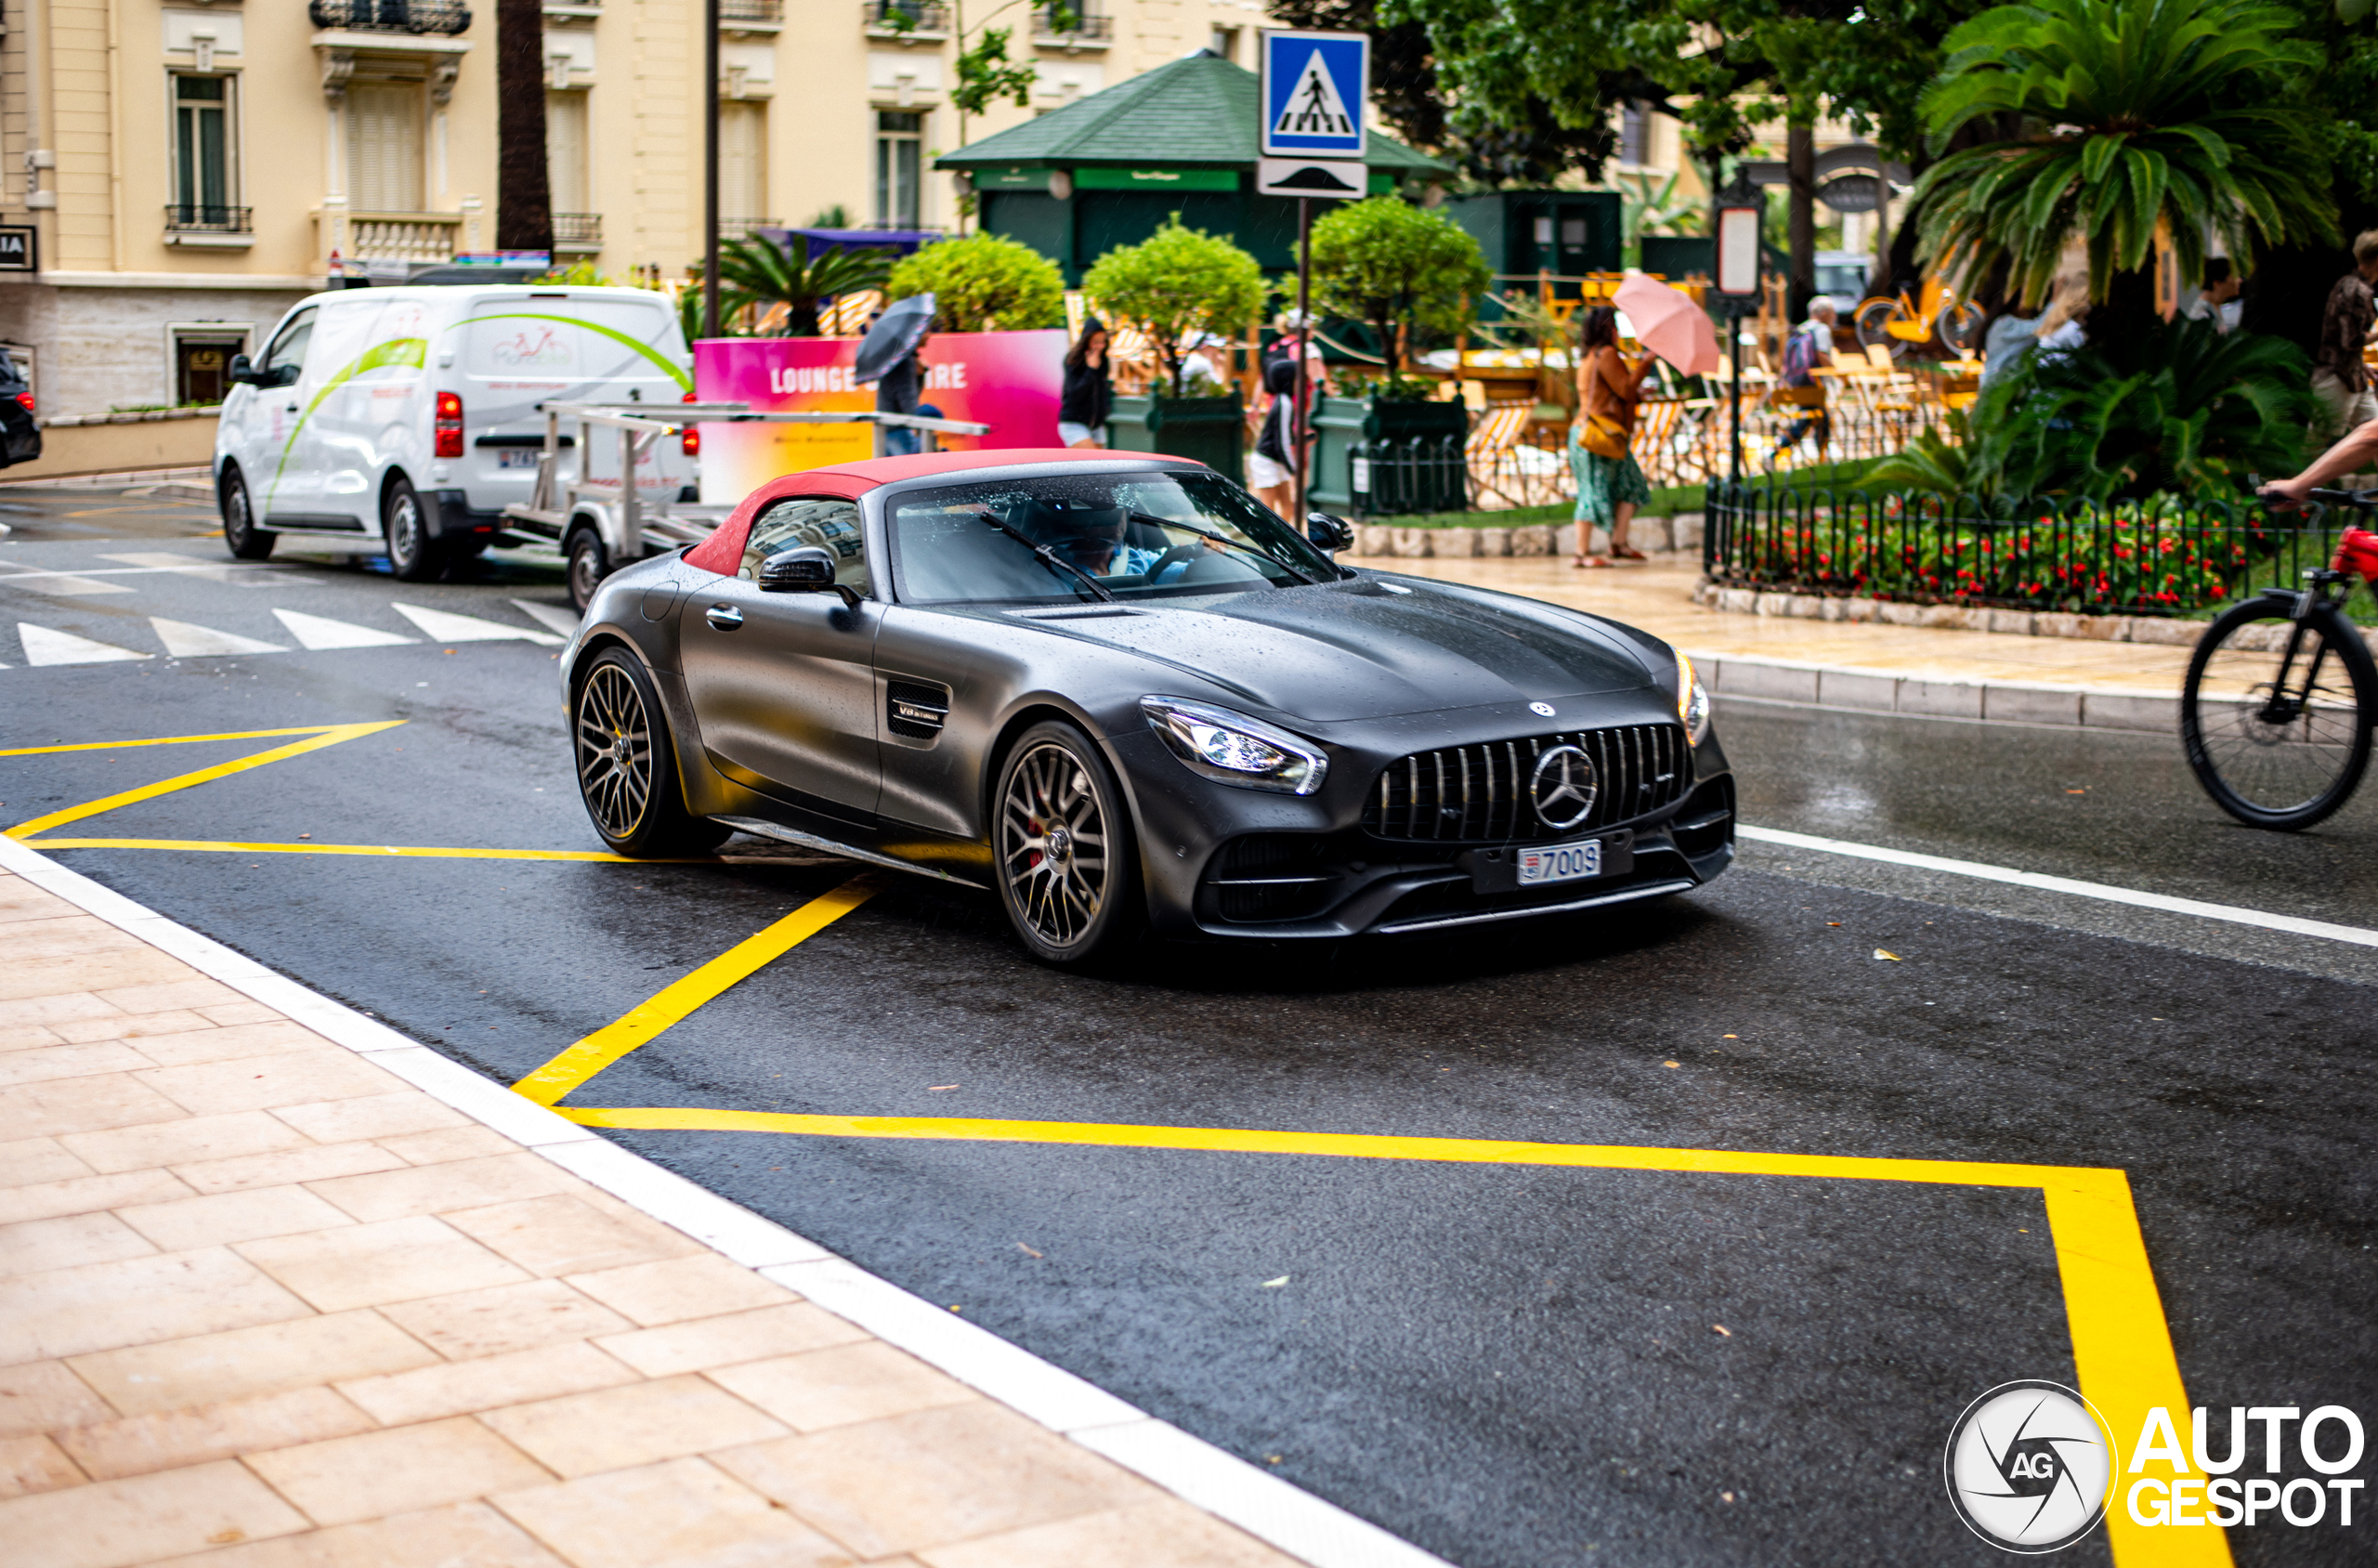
[1613,273,1722,376]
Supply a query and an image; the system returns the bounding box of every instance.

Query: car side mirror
[1305,512,1355,553]
[757,545,859,607]
[227,354,257,386]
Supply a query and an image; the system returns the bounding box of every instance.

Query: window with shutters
[874,110,920,229]
[347,83,425,212]
[171,75,238,225]
[720,101,768,227]
[547,89,590,212]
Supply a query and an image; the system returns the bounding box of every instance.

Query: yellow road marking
[6,722,404,840]
[29,838,672,862]
[1,726,345,756]
[512,875,880,1106]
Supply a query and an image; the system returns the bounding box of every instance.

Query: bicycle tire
[2181,595,2374,830]
[1851,297,1903,359]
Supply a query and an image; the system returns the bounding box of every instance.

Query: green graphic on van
[447,313,693,391]
[266,337,428,504]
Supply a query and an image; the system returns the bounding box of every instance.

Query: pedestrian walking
[1249,330,1326,519]
[1059,317,1113,449]
[875,332,925,456]
[1569,305,1653,568]
[2187,258,2242,334]
[1776,297,1836,454]
[2312,231,2378,443]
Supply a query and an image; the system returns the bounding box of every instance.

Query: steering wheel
[1143,542,1206,581]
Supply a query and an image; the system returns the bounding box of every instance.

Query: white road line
[1739,824,2378,949]
[16,622,150,665]
[150,617,286,658]
[393,601,565,646]
[509,597,584,638]
[271,608,414,649]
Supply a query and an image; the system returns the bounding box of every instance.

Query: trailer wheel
[567,527,610,613]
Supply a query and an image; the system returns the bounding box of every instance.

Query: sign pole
[1293,194,1313,529]
[701,0,721,342]
[1711,175,1764,494]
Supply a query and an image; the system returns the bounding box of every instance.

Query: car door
[678,496,882,824]
[250,307,320,522]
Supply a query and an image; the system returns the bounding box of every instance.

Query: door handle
[283,403,298,413]
[704,603,744,631]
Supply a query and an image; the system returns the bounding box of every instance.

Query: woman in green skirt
[1568,305,1653,568]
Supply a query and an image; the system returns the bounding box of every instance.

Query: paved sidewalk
[0,864,1302,1568]
[1356,556,2200,699]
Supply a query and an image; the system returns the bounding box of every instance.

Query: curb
[0,832,1450,1568]
[1691,651,2181,731]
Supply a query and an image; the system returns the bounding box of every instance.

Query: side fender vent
[886,678,951,740]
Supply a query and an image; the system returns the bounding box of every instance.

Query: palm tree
[713,233,896,338]
[1911,0,2335,327]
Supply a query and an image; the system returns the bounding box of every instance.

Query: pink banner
[693,330,1066,502]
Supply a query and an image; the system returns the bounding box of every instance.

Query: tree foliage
[885,233,1066,333]
[1081,217,1267,395]
[1306,198,1490,373]
[1912,0,2338,308]
[714,234,895,337]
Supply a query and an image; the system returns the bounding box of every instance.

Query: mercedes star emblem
[1529,745,1597,830]
[1529,701,1557,717]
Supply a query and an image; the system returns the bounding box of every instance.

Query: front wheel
[994,721,1143,966]
[572,648,733,856]
[1852,296,1905,358]
[220,466,274,560]
[2182,596,2374,830]
[568,528,609,613]
[383,476,442,582]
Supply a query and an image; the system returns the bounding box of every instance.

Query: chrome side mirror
[757,545,858,607]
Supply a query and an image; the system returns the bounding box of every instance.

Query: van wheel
[567,529,609,613]
[220,467,273,560]
[382,477,441,581]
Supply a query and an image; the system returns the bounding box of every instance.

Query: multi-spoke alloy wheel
[2183,598,2374,830]
[576,661,653,841]
[994,724,1139,963]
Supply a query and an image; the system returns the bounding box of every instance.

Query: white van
[213,284,693,581]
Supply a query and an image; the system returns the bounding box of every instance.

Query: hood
[1016,578,1657,723]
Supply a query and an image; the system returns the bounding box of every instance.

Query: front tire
[568,528,609,613]
[220,466,273,560]
[382,475,442,582]
[572,647,732,856]
[994,721,1143,966]
[1852,296,1903,358]
[2182,596,2374,830]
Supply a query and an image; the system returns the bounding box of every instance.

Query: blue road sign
[1261,32,1367,160]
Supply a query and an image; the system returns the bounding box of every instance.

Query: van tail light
[680,390,699,457]
[434,391,464,458]
[13,392,33,414]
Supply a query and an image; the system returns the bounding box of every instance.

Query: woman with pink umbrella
[1567,276,1722,568]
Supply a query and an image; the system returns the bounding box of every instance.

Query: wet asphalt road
[3,495,2373,1568]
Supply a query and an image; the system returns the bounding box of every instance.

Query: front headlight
[1676,653,1712,746]
[1141,696,1328,795]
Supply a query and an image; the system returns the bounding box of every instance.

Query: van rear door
[448,293,691,510]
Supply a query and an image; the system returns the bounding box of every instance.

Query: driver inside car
[1010,499,1218,585]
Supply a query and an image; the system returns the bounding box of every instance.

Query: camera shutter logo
[1944,1381,2116,1553]
[1529,745,1597,831]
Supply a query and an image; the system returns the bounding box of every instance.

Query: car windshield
[886,470,1340,606]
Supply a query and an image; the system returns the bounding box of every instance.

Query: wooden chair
[1467,402,1548,510]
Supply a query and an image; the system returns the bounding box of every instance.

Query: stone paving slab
[0,862,1326,1568]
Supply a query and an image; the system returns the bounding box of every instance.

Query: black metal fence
[308,0,471,33]
[1350,437,1468,516]
[1702,482,2351,617]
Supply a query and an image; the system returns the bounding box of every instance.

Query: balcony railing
[717,0,780,27]
[165,203,252,235]
[349,212,461,264]
[1034,5,1110,42]
[866,0,949,33]
[718,216,780,240]
[309,0,473,35]
[553,213,601,252]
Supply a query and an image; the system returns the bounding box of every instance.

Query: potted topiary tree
[883,233,1067,333]
[1305,197,1489,513]
[1082,215,1268,482]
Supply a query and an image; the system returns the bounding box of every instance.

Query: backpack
[1783,326,1820,385]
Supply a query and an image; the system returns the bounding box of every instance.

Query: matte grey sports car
[562,449,1733,964]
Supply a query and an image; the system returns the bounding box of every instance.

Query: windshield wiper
[1124,511,1320,585]
[976,513,1116,602]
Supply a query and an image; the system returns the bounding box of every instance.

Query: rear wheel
[382,475,442,581]
[572,647,732,856]
[220,466,273,560]
[568,528,609,613]
[994,722,1142,966]
[2182,596,2374,830]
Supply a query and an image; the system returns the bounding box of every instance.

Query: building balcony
[1033,5,1110,46]
[718,0,780,32]
[718,216,780,240]
[865,0,948,38]
[164,203,254,248]
[554,213,601,254]
[350,212,462,264]
[307,0,472,36]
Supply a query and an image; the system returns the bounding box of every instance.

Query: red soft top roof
[683,447,1202,575]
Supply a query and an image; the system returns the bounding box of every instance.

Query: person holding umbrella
[1569,305,1654,568]
[856,294,936,456]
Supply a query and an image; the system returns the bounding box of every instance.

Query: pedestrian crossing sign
[1261,31,1367,159]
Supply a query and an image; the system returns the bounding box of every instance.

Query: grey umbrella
[856,294,936,385]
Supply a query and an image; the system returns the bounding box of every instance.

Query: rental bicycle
[2180,488,2378,830]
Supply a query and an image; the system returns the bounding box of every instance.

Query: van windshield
[455,300,686,387]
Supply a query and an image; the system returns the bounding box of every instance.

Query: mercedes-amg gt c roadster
[562,450,1732,964]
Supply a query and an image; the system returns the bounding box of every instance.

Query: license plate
[495,450,542,469]
[1517,840,1601,886]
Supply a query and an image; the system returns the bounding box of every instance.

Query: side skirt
[712,814,990,892]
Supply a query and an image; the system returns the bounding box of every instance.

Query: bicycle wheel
[2182,597,2374,830]
[1938,301,1982,355]
[1852,297,1903,359]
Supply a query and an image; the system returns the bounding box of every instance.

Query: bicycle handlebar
[2308,488,2378,507]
